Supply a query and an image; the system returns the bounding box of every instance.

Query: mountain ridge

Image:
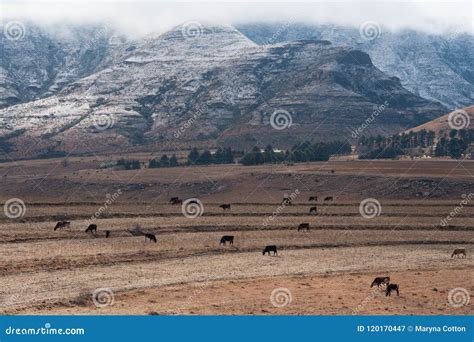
[0,22,449,159]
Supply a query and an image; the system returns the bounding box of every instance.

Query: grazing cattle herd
[51,195,468,301]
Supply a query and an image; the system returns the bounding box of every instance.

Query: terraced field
[0,159,472,314]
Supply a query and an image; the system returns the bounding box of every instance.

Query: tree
[160,154,170,167]
[169,154,178,167]
[198,150,212,165]
[187,148,200,165]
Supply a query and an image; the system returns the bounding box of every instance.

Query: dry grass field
[0,157,473,315]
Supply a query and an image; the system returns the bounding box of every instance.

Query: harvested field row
[1,244,472,314]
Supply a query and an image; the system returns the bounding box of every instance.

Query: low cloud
[1,0,472,38]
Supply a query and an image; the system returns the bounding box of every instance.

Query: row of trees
[187,147,235,165]
[358,129,473,160]
[240,141,351,166]
[149,154,179,168]
[102,139,353,170]
[358,130,436,150]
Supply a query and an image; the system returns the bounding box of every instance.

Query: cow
[324,196,333,201]
[54,221,71,230]
[309,206,318,214]
[145,233,157,243]
[386,284,399,296]
[220,235,234,245]
[219,204,231,210]
[451,248,466,258]
[309,196,318,201]
[105,230,110,238]
[298,223,310,231]
[85,224,97,234]
[281,197,292,206]
[370,276,390,288]
[170,197,182,205]
[262,245,278,256]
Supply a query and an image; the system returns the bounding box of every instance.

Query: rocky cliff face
[0,23,447,159]
[237,23,474,110]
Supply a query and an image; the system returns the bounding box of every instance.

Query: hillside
[406,105,474,134]
[0,24,446,159]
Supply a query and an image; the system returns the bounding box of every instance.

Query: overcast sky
[2,0,472,37]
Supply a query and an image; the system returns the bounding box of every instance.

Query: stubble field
[0,158,472,315]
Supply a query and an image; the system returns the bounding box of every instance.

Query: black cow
[220,235,234,245]
[219,204,231,210]
[370,276,390,288]
[298,223,310,231]
[145,233,157,243]
[324,196,333,201]
[309,206,317,214]
[386,284,399,296]
[105,230,110,238]
[170,197,182,205]
[308,196,318,201]
[262,245,278,256]
[85,224,97,234]
[451,248,466,258]
[54,221,71,230]
[281,197,292,206]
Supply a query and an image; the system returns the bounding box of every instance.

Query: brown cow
[371,277,390,288]
[54,221,71,230]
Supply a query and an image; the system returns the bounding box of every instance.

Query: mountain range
[1,21,471,159]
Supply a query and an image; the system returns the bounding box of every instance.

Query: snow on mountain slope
[0,23,446,159]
